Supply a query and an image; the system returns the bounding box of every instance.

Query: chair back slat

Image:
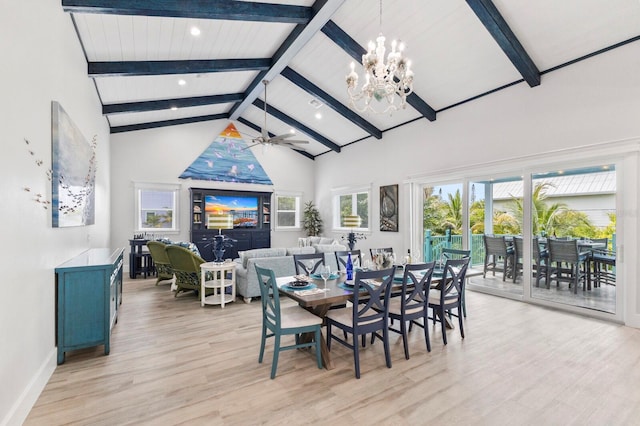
[547,239,580,263]
[440,258,470,305]
[255,266,281,328]
[369,247,393,259]
[351,267,395,330]
[401,262,435,314]
[335,250,362,271]
[292,253,325,275]
[442,248,470,261]
[483,235,511,256]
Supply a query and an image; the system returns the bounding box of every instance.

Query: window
[275,192,301,230]
[333,185,371,230]
[135,183,180,232]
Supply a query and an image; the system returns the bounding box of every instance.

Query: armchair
[146,241,174,286]
[166,245,206,297]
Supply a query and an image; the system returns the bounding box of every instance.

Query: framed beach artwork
[380,184,398,232]
[51,101,97,227]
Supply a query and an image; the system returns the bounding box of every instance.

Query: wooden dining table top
[276,275,355,308]
[276,266,484,309]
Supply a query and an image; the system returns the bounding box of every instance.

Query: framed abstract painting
[380,184,398,232]
[51,101,97,227]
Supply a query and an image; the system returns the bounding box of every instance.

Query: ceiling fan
[245,80,309,150]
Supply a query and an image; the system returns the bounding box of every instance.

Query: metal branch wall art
[22,137,52,209]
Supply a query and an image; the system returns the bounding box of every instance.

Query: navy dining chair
[387,262,435,359]
[429,258,470,345]
[325,267,396,378]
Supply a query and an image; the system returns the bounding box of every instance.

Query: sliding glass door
[421,182,464,264]
[467,177,524,297]
[530,165,617,313]
[413,153,624,321]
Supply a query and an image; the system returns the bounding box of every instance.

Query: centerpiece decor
[208,213,234,262]
[343,215,364,250]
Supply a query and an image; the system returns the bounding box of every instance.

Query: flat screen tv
[204,194,259,228]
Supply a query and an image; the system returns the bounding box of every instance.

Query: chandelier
[346,0,414,115]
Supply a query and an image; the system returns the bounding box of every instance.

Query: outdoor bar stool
[482,235,514,281]
[547,239,589,294]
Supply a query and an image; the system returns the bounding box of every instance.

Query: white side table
[200,262,236,308]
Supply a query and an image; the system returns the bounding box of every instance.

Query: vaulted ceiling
[63,0,640,159]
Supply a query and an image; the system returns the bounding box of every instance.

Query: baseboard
[1,348,56,426]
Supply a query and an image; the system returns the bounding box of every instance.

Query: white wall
[314,41,640,324]
[0,2,111,425]
[110,120,316,269]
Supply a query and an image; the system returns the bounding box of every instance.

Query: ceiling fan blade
[242,142,260,151]
[279,139,308,144]
[270,133,294,141]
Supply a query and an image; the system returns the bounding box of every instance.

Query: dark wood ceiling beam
[229,0,345,119]
[252,99,341,153]
[103,93,244,115]
[465,0,540,87]
[62,0,312,24]
[89,59,270,77]
[321,20,437,122]
[281,67,382,140]
[110,113,228,134]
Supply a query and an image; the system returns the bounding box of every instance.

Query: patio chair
[546,239,590,294]
[590,246,615,287]
[146,241,173,285]
[512,236,524,283]
[255,266,323,379]
[533,237,549,288]
[482,235,514,281]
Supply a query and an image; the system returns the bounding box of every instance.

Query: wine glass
[305,259,316,276]
[363,258,371,271]
[320,265,331,291]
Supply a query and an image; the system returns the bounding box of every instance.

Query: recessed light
[602,165,610,170]
[190,26,201,36]
[290,129,296,134]
[171,106,178,111]
[309,98,323,109]
[557,170,564,174]
[315,112,322,119]
[178,79,186,86]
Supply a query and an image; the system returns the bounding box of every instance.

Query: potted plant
[303,201,323,237]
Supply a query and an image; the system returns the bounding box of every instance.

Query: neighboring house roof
[492,171,616,200]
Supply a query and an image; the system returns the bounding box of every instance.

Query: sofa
[235,243,347,303]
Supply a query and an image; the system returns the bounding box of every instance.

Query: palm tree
[511,182,593,236]
[442,189,463,234]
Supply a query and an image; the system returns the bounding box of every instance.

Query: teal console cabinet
[55,248,124,364]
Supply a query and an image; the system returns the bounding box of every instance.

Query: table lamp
[343,214,362,250]
[208,213,234,262]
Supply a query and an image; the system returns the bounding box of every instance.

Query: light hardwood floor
[26,276,640,425]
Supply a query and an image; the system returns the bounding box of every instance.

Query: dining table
[276,265,483,370]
